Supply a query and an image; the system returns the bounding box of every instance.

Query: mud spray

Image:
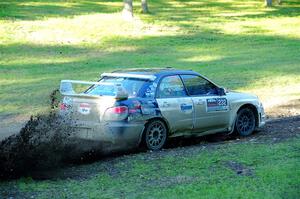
[0,90,239,180]
[0,90,100,180]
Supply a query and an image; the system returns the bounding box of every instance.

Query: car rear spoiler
[59,80,129,99]
[101,73,156,81]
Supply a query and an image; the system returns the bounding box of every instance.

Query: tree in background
[141,0,149,13]
[123,0,133,19]
[123,0,149,19]
[266,0,272,6]
[265,0,282,7]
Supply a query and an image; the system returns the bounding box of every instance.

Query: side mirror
[217,87,226,96]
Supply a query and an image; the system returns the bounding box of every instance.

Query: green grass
[1,138,299,198]
[0,1,299,197]
[0,0,300,116]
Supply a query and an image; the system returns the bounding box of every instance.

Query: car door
[156,75,194,134]
[180,75,230,133]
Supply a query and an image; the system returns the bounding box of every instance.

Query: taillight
[60,103,67,111]
[60,97,72,111]
[113,106,128,114]
[104,106,128,121]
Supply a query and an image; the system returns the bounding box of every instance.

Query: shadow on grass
[145,0,300,25]
[0,0,122,20]
[1,0,299,21]
[1,30,300,115]
[1,30,299,83]
[1,29,300,181]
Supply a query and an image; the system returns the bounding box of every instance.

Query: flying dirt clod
[0,90,88,179]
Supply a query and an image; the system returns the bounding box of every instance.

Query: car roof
[112,68,200,77]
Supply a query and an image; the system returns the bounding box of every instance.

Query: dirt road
[27,114,300,181]
[0,108,299,198]
[0,99,299,180]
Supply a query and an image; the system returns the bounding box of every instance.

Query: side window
[157,75,187,98]
[181,75,218,96]
[141,81,157,98]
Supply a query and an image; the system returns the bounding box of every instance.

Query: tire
[144,120,167,151]
[235,108,256,136]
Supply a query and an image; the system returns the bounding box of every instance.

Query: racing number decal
[206,98,228,112]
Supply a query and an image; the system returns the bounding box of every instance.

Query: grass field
[0,0,300,198]
[0,0,300,117]
[1,135,299,198]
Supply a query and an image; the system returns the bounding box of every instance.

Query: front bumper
[258,105,266,128]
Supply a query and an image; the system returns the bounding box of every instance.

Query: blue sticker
[181,104,193,111]
[207,98,228,112]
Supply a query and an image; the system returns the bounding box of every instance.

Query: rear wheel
[144,120,167,151]
[235,108,256,136]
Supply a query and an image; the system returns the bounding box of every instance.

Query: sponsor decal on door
[206,98,228,112]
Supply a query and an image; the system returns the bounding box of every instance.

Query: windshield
[86,77,147,97]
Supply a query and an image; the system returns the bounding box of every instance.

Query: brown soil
[21,114,299,181]
[0,113,74,179]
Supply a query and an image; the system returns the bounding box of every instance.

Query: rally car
[59,68,265,151]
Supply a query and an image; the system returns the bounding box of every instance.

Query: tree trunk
[266,0,272,7]
[123,0,133,19]
[141,0,149,13]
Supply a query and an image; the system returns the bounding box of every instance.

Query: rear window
[86,77,147,97]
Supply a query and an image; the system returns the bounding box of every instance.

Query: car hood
[226,90,259,101]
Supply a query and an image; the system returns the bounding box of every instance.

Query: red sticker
[78,103,91,115]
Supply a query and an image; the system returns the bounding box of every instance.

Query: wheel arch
[138,116,170,146]
[236,103,259,128]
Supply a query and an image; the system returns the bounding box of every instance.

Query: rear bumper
[68,121,145,151]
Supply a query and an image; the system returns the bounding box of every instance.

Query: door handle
[197,99,204,105]
[181,103,186,108]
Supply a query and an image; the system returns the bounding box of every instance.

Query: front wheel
[144,120,167,151]
[235,108,256,136]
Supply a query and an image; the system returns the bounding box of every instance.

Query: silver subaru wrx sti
[59,68,265,151]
